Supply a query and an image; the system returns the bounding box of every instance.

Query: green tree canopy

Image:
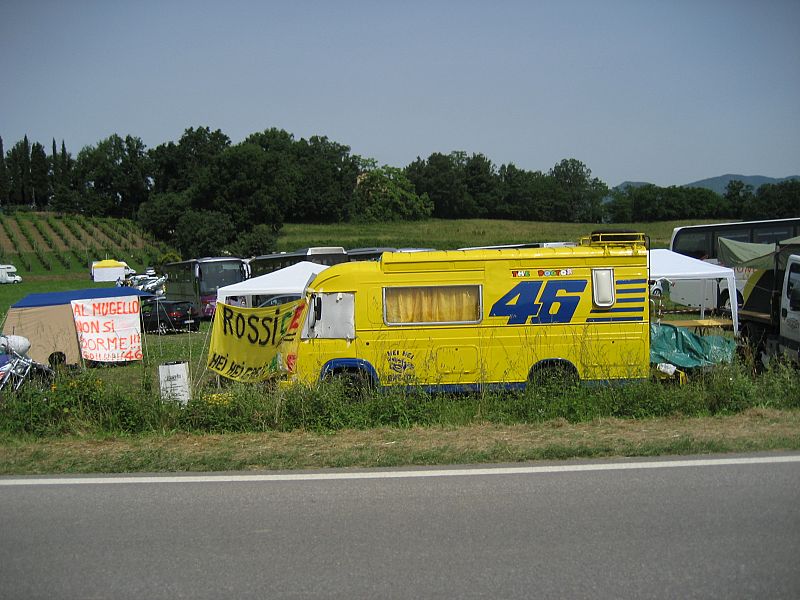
[73,134,151,218]
[351,166,433,222]
[743,180,800,220]
[137,191,191,240]
[229,223,279,257]
[197,142,285,233]
[174,210,236,258]
[291,136,359,222]
[723,179,754,218]
[150,126,231,194]
[605,183,729,222]
[549,158,607,223]
[405,152,476,219]
[496,164,559,221]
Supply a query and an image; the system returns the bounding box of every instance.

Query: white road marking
[1,454,799,486]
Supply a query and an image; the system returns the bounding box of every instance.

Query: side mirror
[314,296,322,322]
[308,295,322,327]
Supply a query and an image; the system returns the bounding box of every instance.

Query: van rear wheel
[529,362,578,389]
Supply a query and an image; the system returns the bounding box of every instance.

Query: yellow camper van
[283,232,650,391]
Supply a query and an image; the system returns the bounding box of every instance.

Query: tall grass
[2,357,797,437]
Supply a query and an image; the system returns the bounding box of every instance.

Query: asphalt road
[1,453,799,599]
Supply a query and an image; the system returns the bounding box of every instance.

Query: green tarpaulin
[650,322,736,368]
[718,236,800,270]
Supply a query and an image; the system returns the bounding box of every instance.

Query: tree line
[0,128,797,258]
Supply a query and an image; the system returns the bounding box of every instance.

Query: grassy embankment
[1,216,798,475]
[277,218,703,250]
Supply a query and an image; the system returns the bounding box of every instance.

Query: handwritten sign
[207,300,305,382]
[71,296,143,362]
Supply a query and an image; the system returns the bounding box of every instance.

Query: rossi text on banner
[207,300,305,382]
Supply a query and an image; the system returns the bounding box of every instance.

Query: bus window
[163,257,247,318]
[754,226,793,244]
[713,230,750,254]
[672,231,711,260]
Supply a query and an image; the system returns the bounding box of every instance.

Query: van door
[779,256,800,361]
[305,293,355,339]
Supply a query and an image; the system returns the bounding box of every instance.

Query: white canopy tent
[216,261,329,308]
[649,249,738,335]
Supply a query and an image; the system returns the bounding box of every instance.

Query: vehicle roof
[13,287,153,308]
[308,242,647,291]
[164,257,244,266]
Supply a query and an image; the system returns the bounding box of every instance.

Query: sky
[1,0,799,188]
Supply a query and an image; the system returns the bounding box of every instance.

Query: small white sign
[159,362,191,405]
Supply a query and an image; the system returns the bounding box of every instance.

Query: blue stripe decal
[616,279,647,285]
[616,288,647,294]
[586,317,645,323]
[616,297,645,303]
[591,307,644,314]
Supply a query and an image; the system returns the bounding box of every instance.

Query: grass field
[277,218,713,251]
[3,216,797,476]
[0,217,714,318]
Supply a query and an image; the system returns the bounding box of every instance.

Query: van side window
[592,268,615,307]
[788,264,800,298]
[384,285,482,325]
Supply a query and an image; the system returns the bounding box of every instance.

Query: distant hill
[615,181,652,190]
[684,174,800,195]
[615,175,800,195]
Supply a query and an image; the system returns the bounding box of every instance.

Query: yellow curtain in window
[385,286,480,324]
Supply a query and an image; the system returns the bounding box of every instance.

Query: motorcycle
[0,335,55,392]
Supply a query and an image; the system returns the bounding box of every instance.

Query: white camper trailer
[91,259,127,282]
[0,264,22,284]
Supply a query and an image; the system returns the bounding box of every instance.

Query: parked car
[140,299,198,334]
[257,294,301,308]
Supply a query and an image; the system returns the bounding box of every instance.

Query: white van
[0,264,22,284]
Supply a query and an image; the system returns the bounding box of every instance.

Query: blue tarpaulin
[12,287,153,308]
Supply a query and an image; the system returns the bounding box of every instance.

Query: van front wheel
[325,369,373,398]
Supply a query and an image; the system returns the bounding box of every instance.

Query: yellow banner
[207,300,306,382]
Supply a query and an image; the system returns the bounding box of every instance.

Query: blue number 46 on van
[489,280,587,325]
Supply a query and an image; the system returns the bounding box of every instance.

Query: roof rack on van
[457,242,577,250]
[583,231,648,246]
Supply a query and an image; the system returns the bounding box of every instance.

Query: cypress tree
[51,138,59,187]
[30,142,49,208]
[60,140,71,186]
[21,135,31,204]
[0,136,8,205]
